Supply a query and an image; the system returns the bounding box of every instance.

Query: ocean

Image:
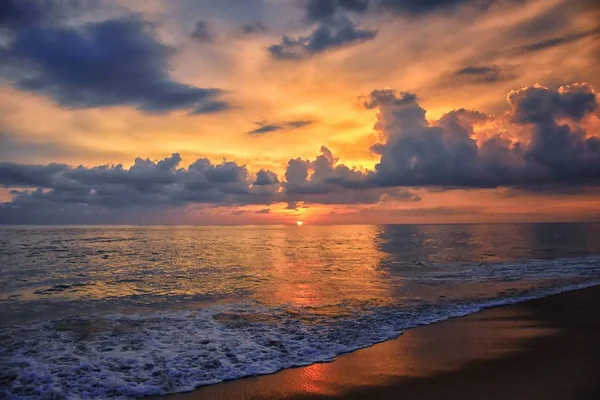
[1,223,600,399]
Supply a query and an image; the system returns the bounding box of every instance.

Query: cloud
[450,65,517,84]
[1,82,599,224]
[0,162,69,187]
[192,101,232,114]
[254,170,279,185]
[378,0,473,15]
[0,131,93,162]
[0,0,94,29]
[0,147,417,223]
[517,27,600,53]
[507,83,597,123]
[268,0,377,60]
[361,83,600,189]
[230,21,268,37]
[303,0,481,21]
[247,124,281,135]
[0,1,229,114]
[247,119,314,135]
[190,20,214,42]
[255,208,271,214]
[304,0,369,22]
[0,154,279,208]
[268,16,376,60]
[285,201,299,210]
[282,146,419,204]
[362,206,483,217]
[302,0,493,19]
[287,120,314,129]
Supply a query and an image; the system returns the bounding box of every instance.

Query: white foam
[2,278,600,399]
[408,255,600,283]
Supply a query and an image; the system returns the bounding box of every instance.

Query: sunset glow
[0,0,598,225]
[2,2,600,398]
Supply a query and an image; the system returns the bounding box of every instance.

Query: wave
[2,276,600,399]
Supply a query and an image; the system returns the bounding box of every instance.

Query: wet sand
[154,285,600,400]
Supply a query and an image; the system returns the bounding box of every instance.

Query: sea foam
[2,274,600,399]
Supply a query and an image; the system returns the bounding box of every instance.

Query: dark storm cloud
[247,120,314,135]
[518,27,600,53]
[0,1,229,114]
[360,84,600,189]
[191,20,214,42]
[268,17,376,60]
[451,65,517,84]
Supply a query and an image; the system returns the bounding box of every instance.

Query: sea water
[1,223,600,398]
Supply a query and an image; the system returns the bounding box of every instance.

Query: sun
[296,221,304,226]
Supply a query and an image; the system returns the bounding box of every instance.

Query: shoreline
[153,284,600,400]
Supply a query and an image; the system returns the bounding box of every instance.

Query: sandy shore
[153,285,600,400]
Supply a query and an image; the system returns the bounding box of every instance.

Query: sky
[0,0,599,225]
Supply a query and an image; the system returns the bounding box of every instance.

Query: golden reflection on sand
[154,301,557,400]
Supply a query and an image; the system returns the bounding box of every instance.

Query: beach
[3,225,600,399]
[156,285,600,400]
[3,0,600,398]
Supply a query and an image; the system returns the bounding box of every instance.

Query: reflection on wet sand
[156,299,557,400]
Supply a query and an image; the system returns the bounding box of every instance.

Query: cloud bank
[362,83,599,188]
[1,82,599,223]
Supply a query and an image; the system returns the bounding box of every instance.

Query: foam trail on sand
[1,274,599,399]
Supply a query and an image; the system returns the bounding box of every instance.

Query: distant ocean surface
[2,223,600,399]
